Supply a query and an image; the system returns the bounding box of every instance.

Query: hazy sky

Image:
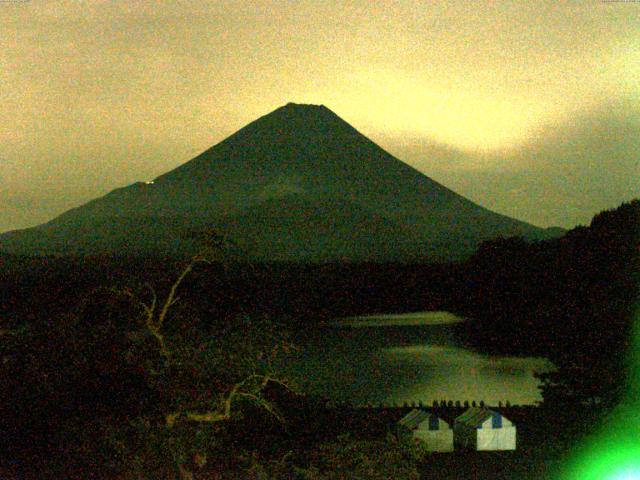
[1,0,638,232]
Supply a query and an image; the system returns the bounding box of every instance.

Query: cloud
[386,99,640,228]
[0,1,637,232]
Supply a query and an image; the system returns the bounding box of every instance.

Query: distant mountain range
[0,103,563,262]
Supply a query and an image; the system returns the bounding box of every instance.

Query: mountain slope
[0,103,556,261]
[211,194,426,262]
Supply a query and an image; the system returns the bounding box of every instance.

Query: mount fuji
[0,103,558,261]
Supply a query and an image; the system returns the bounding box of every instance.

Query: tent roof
[398,409,431,429]
[398,409,449,430]
[455,407,503,427]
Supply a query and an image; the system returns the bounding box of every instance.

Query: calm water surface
[281,311,552,406]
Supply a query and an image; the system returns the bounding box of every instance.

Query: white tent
[398,409,454,452]
[453,407,516,451]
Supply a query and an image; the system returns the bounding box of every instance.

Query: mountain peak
[271,102,335,119]
[0,103,554,261]
[283,102,327,109]
[229,102,357,143]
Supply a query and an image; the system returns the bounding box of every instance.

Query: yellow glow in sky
[328,71,552,152]
[0,0,638,231]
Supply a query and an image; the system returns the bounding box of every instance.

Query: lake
[281,311,552,406]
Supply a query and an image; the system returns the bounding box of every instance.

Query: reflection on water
[282,311,553,406]
[337,311,463,327]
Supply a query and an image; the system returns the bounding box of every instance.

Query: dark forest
[0,199,637,479]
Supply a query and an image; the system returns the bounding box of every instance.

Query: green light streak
[566,438,640,480]
[561,307,640,480]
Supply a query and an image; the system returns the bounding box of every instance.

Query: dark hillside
[0,103,557,261]
[452,199,639,408]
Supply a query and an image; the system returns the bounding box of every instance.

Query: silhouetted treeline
[0,251,458,477]
[1,254,460,329]
[450,199,639,407]
[0,200,637,476]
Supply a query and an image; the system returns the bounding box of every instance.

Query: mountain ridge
[0,103,560,261]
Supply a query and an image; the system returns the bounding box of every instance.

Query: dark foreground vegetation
[450,199,639,410]
[0,200,637,478]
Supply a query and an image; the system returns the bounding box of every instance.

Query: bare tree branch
[157,261,193,331]
[164,373,291,428]
[142,282,157,318]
